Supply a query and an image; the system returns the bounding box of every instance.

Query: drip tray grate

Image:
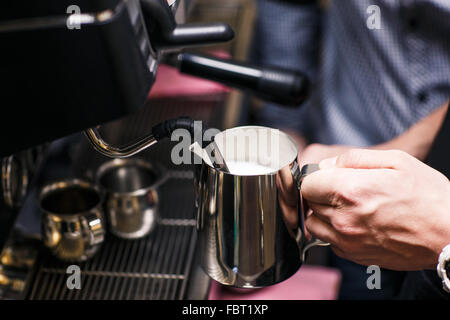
[28,171,198,300]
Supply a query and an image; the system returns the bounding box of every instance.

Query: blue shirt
[255,0,450,146]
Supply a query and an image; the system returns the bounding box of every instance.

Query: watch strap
[437,244,450,293]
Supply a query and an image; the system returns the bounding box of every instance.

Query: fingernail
[319,156,337,169]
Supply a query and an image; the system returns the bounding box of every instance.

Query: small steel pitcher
[194,126,328,288]
[96,158,164,239]
[39,179,105,262]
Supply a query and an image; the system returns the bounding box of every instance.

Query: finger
[277,168,297,207]
[304,213,340,245]
[331,149,410,170]
[303,164,390,205]
[319,156,337,169]
[304,208,313,239]
[308,202,336,224]
[330,245,347,260]
[301,168,349,206]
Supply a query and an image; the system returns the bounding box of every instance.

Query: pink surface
[148,51,231,99]
[208,266,342,300]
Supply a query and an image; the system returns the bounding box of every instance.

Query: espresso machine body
[0,0,157,157]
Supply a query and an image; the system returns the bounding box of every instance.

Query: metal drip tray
[28,172,199,300]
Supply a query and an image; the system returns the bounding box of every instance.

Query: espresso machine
[0,0,311,299]
[0,0,309,157]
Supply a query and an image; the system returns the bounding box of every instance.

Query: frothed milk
[224,160,275,176]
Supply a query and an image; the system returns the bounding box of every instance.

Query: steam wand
[85,117,229,173]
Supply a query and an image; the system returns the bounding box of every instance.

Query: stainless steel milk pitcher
[194,126,328,288]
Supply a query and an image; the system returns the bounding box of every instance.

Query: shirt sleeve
[253,0,322,134]
[426,103,450,178]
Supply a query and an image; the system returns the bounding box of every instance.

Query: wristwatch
[437,244,450,293]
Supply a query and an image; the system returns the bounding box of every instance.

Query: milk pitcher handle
[291,162,330,260]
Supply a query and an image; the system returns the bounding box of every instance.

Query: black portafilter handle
[171,52,310,107]
[140,0,234,50]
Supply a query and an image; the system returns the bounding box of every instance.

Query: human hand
[277,141,351,234]
[302,149,450,271]
[299,143,352,168]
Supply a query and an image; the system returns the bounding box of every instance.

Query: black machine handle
[140,0,309,106]
[140,0,234,50]
[172,52,310,107]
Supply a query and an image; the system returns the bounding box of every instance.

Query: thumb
[329,149,409,170]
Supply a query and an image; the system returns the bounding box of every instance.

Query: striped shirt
[255,0,450,146]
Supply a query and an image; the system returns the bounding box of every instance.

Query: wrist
[431,182,450,267]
